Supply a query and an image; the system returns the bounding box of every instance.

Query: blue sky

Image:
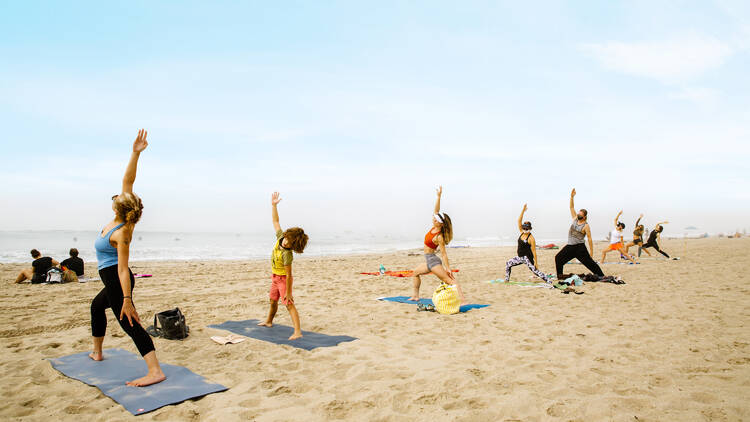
[1,1,748,239]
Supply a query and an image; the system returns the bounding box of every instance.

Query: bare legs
[430,265,466,304]
[88,339,165,387]
[410,263,430,301]
[15,268,33,283]
[258,299,302,340]
[602,247,636,264]
[258,299,278,327]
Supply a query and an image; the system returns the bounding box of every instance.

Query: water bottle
[379,264,386,275]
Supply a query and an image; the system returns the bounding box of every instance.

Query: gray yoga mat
[208,319,357,351]
[48,348,227,416]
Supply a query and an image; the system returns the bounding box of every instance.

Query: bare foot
[89,351,103,361]
[126,371,166,387]
[408,296,420,301]
[257,321,273,327]
[288,332,303,340]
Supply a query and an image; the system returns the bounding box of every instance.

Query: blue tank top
[95,223,125,270]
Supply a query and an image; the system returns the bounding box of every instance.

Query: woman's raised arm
[122,129,149,194]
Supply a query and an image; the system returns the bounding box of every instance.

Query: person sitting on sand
[624,214,650,258]
[601,211,636,264]
[88,129,165,387]
[15,249,59,284]
[258,192,309,340]
[61,248,85,277]
[409,186,466,303]
[504,204,550,283]
[641,221,671,258]
[554,188,604,279]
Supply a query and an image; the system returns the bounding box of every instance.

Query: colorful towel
[376,296,489,313]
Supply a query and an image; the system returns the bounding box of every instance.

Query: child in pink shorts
[258,192,309,340]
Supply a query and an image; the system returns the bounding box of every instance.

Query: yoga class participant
[504,204,550,282]
[601,211,636,264]
[89,129,165,387]
[642,221,671,258]
[258,192,309,340]
[624,214,650,257]
[409,186,465,303]
[554,188,604,278]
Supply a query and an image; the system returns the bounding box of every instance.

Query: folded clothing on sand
[208,319,357,351]
[376,296,490,313]
[48,348,227,416]
[558,273,625,284]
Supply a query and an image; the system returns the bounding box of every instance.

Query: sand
[1,237,749,421]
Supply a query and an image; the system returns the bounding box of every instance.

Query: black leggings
[91,265,155,356]
[555,243,604,277]
[642,240,669,258]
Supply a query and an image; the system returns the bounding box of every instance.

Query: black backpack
[147,308,189,340]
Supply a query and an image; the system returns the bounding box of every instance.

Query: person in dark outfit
[504,203,550,282]
[61,248,85,276]
[554,188,604,279]
[15,249,59,284]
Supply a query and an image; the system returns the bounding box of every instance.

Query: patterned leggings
[505,256,549,282]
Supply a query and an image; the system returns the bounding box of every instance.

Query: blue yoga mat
[208,319,357,351]
[377,296,490,313]
[48,348,227,416]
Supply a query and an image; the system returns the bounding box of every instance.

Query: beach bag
[45,268,64,284]
[432,283,460,315]
[149,308,189,340]
[62,269,78,283]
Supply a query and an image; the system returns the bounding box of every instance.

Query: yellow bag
[432,283,460,315]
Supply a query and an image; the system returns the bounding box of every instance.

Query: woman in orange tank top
[408,186,465,304]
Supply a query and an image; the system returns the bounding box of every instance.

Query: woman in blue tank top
[89,129,165,387]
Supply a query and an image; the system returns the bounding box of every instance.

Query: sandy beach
[1,237,748,421]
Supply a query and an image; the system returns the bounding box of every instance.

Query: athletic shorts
[269,274,289,305]
[425,253,443,270]
[605,242,624,252]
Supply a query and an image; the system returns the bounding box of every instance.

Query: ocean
[0,230,544,264]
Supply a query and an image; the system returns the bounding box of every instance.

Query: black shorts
[31,273,46,284]
[632,237,643,245]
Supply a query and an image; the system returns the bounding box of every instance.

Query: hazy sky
[1,1,748,239]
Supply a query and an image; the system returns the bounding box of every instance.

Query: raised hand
[571,188,576,197]
[522,203,528,212]
[271,192,282,206]
[436,186,443,197]
[639,213,644,218]
[132,129,148,153]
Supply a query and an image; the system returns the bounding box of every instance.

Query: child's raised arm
[271,192,282,232]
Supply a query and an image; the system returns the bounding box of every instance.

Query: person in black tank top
[641,221,671,258]
[503,204,550,283]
